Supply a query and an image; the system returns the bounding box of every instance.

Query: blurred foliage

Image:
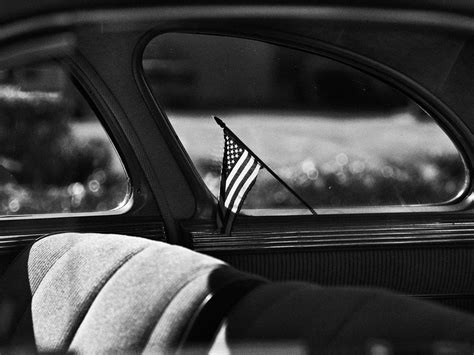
[197,153,466,210]
[0,85,129,215]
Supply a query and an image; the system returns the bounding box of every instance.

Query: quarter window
[143,33,468,214]
[0,61,130,215]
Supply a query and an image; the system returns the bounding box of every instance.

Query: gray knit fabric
[143,272,213,353]
[0,232,228,353]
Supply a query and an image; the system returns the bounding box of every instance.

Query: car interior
[0,1,474,354]
[1,232,474,354]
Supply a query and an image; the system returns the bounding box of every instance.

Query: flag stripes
[225,151,249,192]
[224,156,260,213]
[217,128,261,235]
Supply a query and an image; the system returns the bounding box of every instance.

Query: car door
[132,8,474,314]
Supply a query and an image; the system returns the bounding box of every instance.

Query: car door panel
[186,215,474,312]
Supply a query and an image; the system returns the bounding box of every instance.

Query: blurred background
[143,33,468,214]
[0,31,465,217]
[0,63,130,216]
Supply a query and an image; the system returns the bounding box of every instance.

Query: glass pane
[143,33,468,214]
[0,62,130,215]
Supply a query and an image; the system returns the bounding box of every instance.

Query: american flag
[217,128,261,235]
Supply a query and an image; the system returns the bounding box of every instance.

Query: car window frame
[135,24,473,219]
[0,42,139,219]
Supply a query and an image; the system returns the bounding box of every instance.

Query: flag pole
[214,116,317,215]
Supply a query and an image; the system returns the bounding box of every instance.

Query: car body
[0,0,474,353]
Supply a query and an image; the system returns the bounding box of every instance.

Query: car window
[0,61,130,216]
[142,33,468,215]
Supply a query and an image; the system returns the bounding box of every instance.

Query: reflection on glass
[0,62,130,215]
[143,33,467,213]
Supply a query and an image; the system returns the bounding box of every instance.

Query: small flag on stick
[214,116,316,236]
[216,119,261,235]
